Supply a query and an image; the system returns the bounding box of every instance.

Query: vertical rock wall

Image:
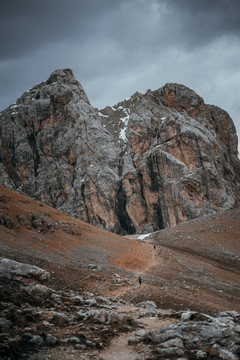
[0,69,239,234]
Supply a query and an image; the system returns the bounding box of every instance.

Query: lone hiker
[138,276,142,287]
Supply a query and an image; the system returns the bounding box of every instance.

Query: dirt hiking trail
[98,303,178,360]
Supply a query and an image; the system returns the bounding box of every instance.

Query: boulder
[70,295,84,305]
[0,317,11,331]
[50,311,69,325]
[23,283,52,298]
[144,311,240,359]
[84,298,97,306]
[181,311,197,322]
[137,300,157,309]
[0,213,17,229]
[45,334,58,346]
[0,257,50,282]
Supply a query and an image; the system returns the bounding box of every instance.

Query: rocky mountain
[0,185,240,359]
[0,68,240,234]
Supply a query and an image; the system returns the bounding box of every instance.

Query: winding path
[98,308,176,360]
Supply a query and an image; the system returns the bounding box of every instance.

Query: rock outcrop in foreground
[0,69,240,234]
[1,257,240,360]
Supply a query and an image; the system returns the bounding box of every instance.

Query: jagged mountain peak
[145,82,204,114]
[46,68,75,83]
[0,69,240,235]
[12,68,90,109]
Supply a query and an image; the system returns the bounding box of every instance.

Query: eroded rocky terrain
[1,258,240,360]
[0,186,240,359]
[0,69,240,234]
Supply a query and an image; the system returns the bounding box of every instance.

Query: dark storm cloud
[1,0,237,62]
[158,0,240,48]
[1,0,238,63]
[0,0,126,60]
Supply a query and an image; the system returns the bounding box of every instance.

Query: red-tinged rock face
[0,69,240,235]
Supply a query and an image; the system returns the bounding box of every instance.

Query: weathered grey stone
[128,336,141,345]
[76,310,88,320]
[96,296,111,305]
[23,283,52,297]
[219,311,240,319]
[200,326,223,339]
[117,314,124,323]
[50,311,69,325]
[68,336,81,344]
[234,325,240,333]
[27,354,46,360]
[86,340,95,347]
[0,333,9,340]
[135,329,147,337]
[51,293,62,303]
[139,309,169,318]
[218,348,238,360]
[160,337,184,348]
[155,346,184,356]
[0,317,11,330]
[0,213,17,229]
[75,344,86,350]
[29,335,43,346]
[146,327,180,343]
[181,311,197,322]
[88,264,102,271]
[70,295,84,305]
[0,257,50,282]
[196,350,207,359]
[144,311,240,359]
[137,300,157,309]
[84,298,97,306]
[45,334,58,345]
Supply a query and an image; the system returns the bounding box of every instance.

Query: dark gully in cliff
[0,69,240,234]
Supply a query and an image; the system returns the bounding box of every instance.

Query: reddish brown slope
[0,185,240,314]
[0,186,152,289]
[127,209,240,313]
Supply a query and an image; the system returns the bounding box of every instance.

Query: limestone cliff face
[0,69,240,234]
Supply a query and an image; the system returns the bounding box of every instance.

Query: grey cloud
[160,0,240,47]
[0,0,126,60]
[1,0,238,62]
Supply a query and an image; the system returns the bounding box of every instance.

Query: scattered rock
[0,213,17,229]
[84,298,97,306]
[0,317,11,331]
[96,296,112,305]
[0,256,239,360]
[88,264,102,271]
[68,336,81,344]
[50,312,69,325]
[135,329,147,337]
[143,311,240,359]
[70,295,84,305]
[137,300,157,309]
[181,311,198,322]
[29,335,43,346]
[45,334,58,345]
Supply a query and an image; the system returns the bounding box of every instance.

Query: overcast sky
[1,0,240,153]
